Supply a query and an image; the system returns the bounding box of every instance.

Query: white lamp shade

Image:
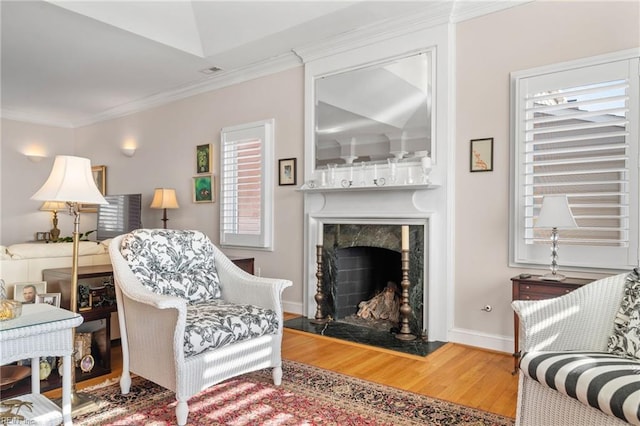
[150,188,179,209]
[535,195,578,229]
[31,156,108,204]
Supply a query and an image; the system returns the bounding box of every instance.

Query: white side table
[1,304,83,425]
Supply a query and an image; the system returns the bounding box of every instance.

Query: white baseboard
[283,300,303,315]
[447,327,513,354]
[280,306,513,356]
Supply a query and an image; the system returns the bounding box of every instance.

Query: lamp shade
[31,156,108,205]
[150,188,179,209]
[535,195,578,229]
[40,201,67,212]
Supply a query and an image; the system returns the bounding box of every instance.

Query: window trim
[220,118,274,251]
[509,49,640,272]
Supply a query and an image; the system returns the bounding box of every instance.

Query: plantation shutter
[220,119,274,249]
[512,55,639,270]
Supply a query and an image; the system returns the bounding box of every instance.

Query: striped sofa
[513,271,640,426]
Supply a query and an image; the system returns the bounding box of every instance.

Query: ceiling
[1,0,526,128]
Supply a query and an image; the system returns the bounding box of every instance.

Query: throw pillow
[608,268,640,358]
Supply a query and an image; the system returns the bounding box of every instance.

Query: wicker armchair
[109,229,292,426]
[512,272,631,426]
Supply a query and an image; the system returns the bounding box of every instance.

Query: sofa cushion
[7,241,106,259]
[521,351,640,425]
[120,229,221,303]
[184,300,279,356]
[608,268,640,359]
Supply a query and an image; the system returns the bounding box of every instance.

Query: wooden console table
[511,274,593,373]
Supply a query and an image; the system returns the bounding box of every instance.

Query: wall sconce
[121,147,136,157]
[26,154,46,162]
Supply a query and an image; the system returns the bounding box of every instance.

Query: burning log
[356,281,400,323]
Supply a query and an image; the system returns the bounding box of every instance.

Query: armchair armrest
[212,246,292,313]
[512,273,627,352]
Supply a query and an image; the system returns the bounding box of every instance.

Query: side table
[0,304,83,426]
[511,274,593,373]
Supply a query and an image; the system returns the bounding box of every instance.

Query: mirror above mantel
[314,50,433,169]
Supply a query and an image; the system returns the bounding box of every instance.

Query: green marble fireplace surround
[321,223,425,336]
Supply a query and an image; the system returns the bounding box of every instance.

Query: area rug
[75,360,514,425]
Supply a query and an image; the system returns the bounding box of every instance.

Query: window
[220,119,274,250]
[511,52,639,271]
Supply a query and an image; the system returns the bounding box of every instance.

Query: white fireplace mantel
[297,183,440,193]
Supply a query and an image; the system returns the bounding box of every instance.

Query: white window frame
[220,119,274,250]
[510,50,640,272]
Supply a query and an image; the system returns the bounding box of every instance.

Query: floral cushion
[184,300,279,356]
[608,268,640,358]
[120,229,221,303]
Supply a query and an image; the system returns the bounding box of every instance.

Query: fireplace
[319,224,424,335]
[299,181,448,349]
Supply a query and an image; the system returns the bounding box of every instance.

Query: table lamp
[534,195,578,281]
[150,188,179,229]
[40,201,67,242]
[31,155,107,415]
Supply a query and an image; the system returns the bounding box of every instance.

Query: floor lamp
[150,188,179,229]
[534,194,578,281]
[31,155,107,415]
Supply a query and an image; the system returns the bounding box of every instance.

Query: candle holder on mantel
[311,244,329,324]
[396,249,416,340]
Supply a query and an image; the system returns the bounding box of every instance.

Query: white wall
[1,1,639,352]
[451,0,640,351]
[1,68,305,307]
[73,67,306,306]
[0,119,76,243]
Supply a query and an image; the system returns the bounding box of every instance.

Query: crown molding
[292,3,454,64]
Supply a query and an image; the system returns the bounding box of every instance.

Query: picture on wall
[196,144,213,174]
[279,158,297,186]
[193,175,214,203]
[80,165,107,212]
[470,138,494,172]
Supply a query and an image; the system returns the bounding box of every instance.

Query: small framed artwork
[279,158,297,186]
[196,144,213,174]
[470,138,494,172]
[13,281,47,304]
[193,175,214,203]
[36,292,61,308]
[80,165,107,212]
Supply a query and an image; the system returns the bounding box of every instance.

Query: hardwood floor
[47,315,518,419]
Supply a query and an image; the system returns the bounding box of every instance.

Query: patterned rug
[75,360,514,425]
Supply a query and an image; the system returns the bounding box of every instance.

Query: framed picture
[279,158,297,186]
[193,175,214,203]
[196,144,213,174]
[13,281,47,304]
[470,138,493,172]
[36,292,61,308]
[80,165,107,212]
